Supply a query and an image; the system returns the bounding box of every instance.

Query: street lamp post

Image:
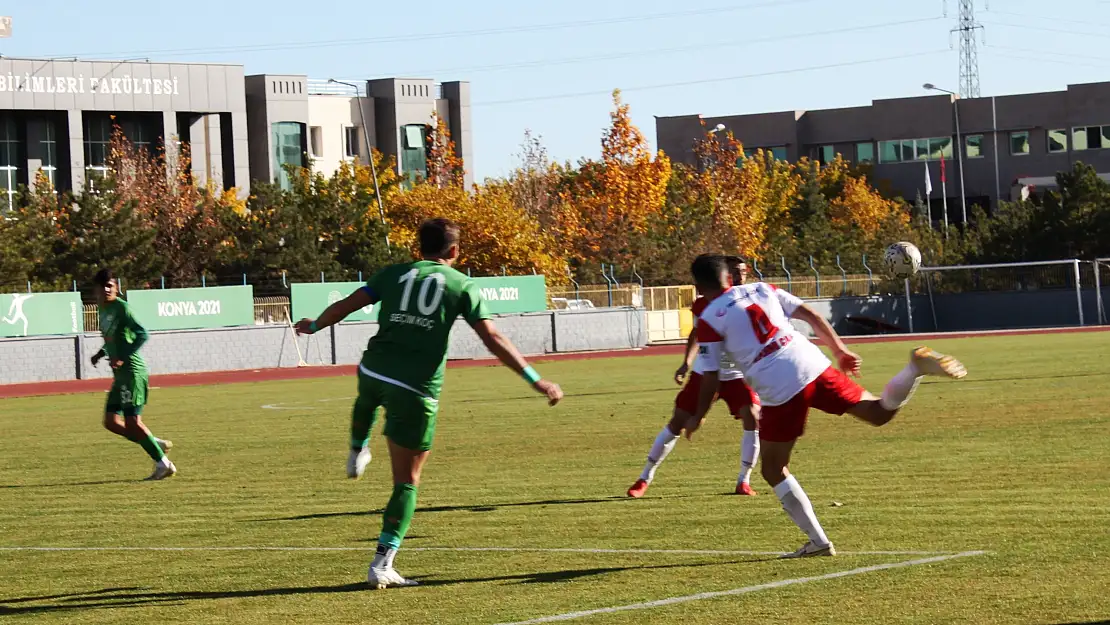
[329,78,389,247]
[924,83,968,225]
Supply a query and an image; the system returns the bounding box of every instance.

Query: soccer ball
[884,242,922,278]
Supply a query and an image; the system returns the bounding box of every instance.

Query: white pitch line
[0,546,956,556]
[493,551,988,625]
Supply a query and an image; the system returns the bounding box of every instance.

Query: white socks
[639,427,679,482]
[157,457,172,469]
[738,430,760,485]
[372,544,398,569]
[880,363,922,411]
[773,475,830,547]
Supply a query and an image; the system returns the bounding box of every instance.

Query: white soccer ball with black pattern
[884,242,922,278]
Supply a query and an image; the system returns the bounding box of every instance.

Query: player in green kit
[295,218,564,589]
[92,269,176,481]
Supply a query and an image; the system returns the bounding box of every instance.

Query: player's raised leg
[347,374,381,479]
[847,346,967,427]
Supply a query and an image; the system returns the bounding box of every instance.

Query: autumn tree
[558,90,672,270]
[424,112,465,189]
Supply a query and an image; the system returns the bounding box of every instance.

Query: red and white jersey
[696,283,830,406]
[690,297,744,382]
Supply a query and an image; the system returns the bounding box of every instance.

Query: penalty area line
[493,550,988,625]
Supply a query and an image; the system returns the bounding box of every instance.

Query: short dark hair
[724,255,746,266]
[419,218,461,258]
[93,268,116,287]
[690,254,729,290]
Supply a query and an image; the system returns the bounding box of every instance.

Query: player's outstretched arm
[791,304,862,377]
[471,319,563,406]
[675,328,698,385]
[294,288,376,336]
[683,369,719,440]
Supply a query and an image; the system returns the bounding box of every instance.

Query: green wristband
[309,321,319,334]
[522,366,541,385]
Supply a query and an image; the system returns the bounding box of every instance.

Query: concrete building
[0,57,473,212]
[0,57,249,208]
[245,75,473,189]
[656,81,1110,221]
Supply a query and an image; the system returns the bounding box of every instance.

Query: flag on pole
[924,161,933,196]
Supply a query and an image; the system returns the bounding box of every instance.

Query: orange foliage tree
[558,90,671,268]
[424,112,465,189]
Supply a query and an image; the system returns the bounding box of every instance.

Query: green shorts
[354,370,440,452]
[106,369,148,417]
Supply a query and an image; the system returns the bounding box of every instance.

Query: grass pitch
[2,332,1109,624]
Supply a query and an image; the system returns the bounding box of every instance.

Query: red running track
[1,325,1107,400]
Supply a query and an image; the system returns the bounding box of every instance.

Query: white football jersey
[690,297,744,382]
[696,283,830,406]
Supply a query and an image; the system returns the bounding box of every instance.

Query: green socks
[138,433,166,462]
[379,483,418,550]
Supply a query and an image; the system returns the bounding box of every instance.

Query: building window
[1010,131,1030,155]
[1073,125,1110,151]
[966,134,983,158]
[344,126,360,159]
[1047,129,1067,153]
[856,142,874,163]
[400,123,427,185]
[39,121,57,188]
[309,126,323,158]
[84,115,112,181]
[271,122,305,191]
[817,145,835,163]
[0,116,18,212]
[743,146,787,161]
[878,137,953,163]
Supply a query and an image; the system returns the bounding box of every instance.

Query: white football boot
[911,347,967,379]
[144,460,177,481]
[367,566,419,589]
[780,541,836,559]
[347,447,371,479]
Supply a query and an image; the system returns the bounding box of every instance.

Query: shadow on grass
[0,479,137,489]
[0,559,765,615]
[249,494,702,522]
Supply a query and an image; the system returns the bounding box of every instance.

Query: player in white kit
[627,256,761,498]
[683,255,966,558]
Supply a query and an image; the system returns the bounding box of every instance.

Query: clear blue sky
[5,0,1108,180]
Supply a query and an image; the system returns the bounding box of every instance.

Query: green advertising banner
[291,282,378,322]
[471,275,548,315]
[0,291,83,337]
[291,275,548,322]
[125,286,255,331]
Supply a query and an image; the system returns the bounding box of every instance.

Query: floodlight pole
[330,78,389,248]
[924,83,968,225]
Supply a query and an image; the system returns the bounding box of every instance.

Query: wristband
[521,366,541,385]
[308,321,319,334]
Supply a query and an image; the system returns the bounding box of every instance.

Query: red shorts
[759,367,865,443]
[675,373,760,416]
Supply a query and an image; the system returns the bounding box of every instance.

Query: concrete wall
[0,308,648,385]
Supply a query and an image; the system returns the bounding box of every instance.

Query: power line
[983,50,1110,71]
[348,17,943,79]
[985,9,1110,30]
[980,19,1110,41]
[986,44,1110,65]
[48,0,820,59]
[471,49,953,107]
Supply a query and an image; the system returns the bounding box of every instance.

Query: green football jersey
[98,299,148,373]
[360,260,491,397]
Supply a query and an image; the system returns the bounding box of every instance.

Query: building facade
[0,57,472,211]
[0,58,248,209]
[245,75,473,190]
[656,81,1110,221]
